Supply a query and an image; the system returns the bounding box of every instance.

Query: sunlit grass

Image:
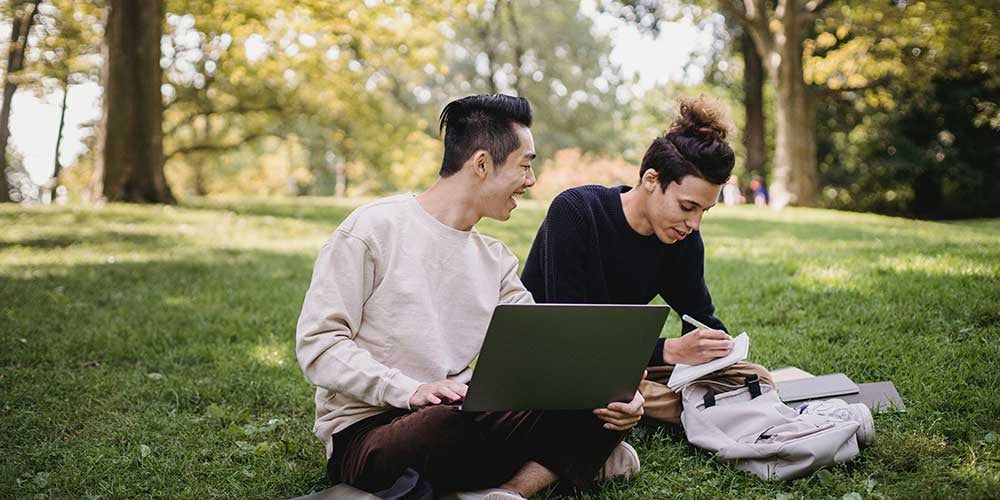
[2,197,998,499]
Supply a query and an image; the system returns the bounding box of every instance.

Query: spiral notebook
[666,332,750,391]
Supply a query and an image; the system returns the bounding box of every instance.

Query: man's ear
[643,170,659,192]
[471,150,491,179]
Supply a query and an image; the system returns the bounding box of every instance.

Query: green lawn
[2,197,999,499]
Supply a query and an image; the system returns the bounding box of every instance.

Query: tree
[601,1,768,188]
[715,0,839,207]
[0,0,42,203]
[22,0,104,201]
[91,0,175,203]
[812,0,1000,218]
[445,0,627,164]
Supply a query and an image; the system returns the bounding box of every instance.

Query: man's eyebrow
[682,198,716,210]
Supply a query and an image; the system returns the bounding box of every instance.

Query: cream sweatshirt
[296,194,534,457]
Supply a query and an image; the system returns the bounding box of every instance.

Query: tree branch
[804,0,836,13]
[819,76,889,94]
[164,131,279,160]
[164,103,283,137]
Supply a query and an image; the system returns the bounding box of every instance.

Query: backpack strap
[703,391,717,408]
[745,374,762,399]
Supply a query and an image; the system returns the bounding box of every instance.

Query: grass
[1,196,999,499]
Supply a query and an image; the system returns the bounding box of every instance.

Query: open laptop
[458,303,670,412]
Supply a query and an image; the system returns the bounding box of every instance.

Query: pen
[681,314,712,330]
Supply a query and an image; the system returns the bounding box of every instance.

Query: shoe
[799,398,875,446]
[442,488,525,500]
[596,441,641,481]
[483,489,526,500]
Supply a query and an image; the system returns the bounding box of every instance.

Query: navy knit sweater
[521,185,727,366]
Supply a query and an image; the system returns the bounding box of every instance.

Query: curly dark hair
[639,95,736,189]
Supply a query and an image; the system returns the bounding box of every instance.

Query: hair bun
[670,95,732,142]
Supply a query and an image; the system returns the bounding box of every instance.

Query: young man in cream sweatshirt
[296,95,645,500]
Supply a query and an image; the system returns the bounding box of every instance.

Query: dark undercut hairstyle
[640,95,736,190]
[438,94,533,177]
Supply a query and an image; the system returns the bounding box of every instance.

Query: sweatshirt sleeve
[522,192,591,303]
[498,244,535,305]
[658,231,727,333]
[295,230,422,410]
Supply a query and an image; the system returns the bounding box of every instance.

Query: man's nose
[525,167,537,187]
[687,212,703,232]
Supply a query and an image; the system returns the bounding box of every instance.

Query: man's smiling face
[480,124,536,221]
[643,174,721,244]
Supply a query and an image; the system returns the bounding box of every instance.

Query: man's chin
[655,231,678,245]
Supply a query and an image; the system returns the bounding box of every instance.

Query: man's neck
[417,176,482,231]
[620,187,654,236]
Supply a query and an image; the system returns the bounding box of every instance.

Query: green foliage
[813,0,1000,218]
[445,0,628,161]
[2,198,999,497]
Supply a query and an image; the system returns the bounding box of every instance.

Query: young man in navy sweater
[522,96,772,423]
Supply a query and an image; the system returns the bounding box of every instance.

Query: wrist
[662,338,678,365]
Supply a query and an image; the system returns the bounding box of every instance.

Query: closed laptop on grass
[460,304,669,412]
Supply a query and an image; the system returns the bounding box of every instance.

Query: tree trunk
[767,0,818,208]
[191,113,210,196]
[334,160,346,198]
[48,79,70,202]
[741,31,766,180]
[91,0,175,204]
[0,0,42,203]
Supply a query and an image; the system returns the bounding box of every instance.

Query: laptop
[458,303,669,412]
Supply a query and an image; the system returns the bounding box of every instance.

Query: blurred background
[1,0,997,219]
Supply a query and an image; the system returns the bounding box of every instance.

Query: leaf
[843,492,863,500]
[33,471,50,488]
[865,478,878,493]
[140,444,151,458]
[206,403,226,419]
[985,432,998,444]
[146,372,164,381]
[816,469,835,483]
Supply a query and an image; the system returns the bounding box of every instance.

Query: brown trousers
[639,361,774,424]
[329,406,626,495]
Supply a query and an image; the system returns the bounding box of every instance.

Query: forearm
[297,324,422,409]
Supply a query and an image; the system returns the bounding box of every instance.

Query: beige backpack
[680,376,862,480]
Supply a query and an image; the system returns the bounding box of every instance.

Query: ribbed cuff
[381,371,423,410]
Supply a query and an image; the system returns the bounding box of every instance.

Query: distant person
[722,175,745,206]
[750,176,769,207]
[521,96,771,424]
[296,94,643,500]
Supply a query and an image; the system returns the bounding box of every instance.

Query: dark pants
[328,406,626,495]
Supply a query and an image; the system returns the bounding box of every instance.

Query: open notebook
[667,332,750,391]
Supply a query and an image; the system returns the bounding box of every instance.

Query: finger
[437,388,462,402]
[606,402,630,412]
[699,339,734,351]
[426,394,441,405]
[627,397,645,415]
[605,418,641,431]
[596,409,628,421]
[642,369,648,380]
[697,329,732,340]
[599,413,640,426]
[450,383,469,397]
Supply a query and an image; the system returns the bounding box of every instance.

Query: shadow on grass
[1,247,328,498]
[182,197,359,224]
[0,230,178,250]
[3,224,999,498]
